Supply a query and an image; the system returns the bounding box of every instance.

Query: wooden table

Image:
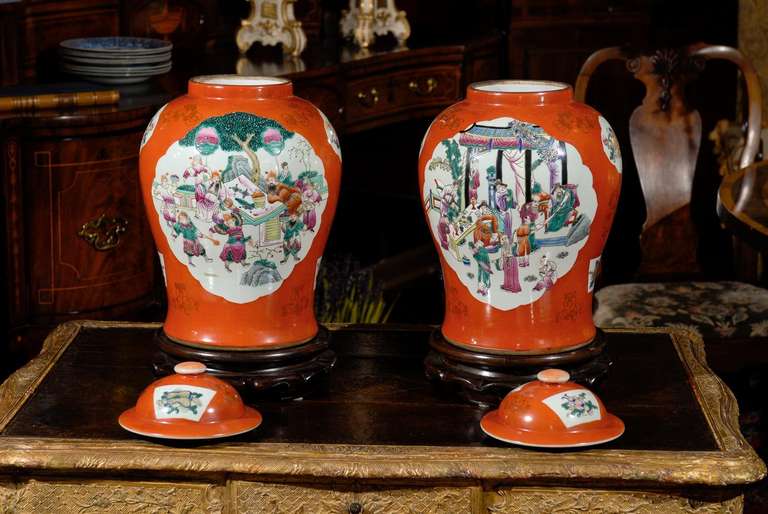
[719,160,768,250]
[0,322,764,513]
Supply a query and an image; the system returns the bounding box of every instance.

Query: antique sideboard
[0,323,763,512]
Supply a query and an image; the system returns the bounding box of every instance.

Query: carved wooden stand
[425,329,611,405]
[153,327,336,400]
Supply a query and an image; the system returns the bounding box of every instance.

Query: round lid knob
[536,368,570,384]
[174,361,207,375]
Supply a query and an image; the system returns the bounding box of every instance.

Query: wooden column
[560,141,568,185]
[524,148,532,202]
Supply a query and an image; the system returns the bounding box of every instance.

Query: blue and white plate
[60,37,172,55]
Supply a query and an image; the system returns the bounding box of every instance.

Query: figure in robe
[487,166,498,209]
[265,170,303,214]
[439,181,460,223]
[194,174,217,221]
[473,214,499,247]
[301,181,321,231]
[500,235,521,292]
[519,201,538,224]
[531,182,552,221]
[281,213,305,263]
[153,174,169,198]
[183,154,208,179]
[437,214,450,250]
[211,212,252,272]
[515,223,532,267]
[470,242,492,296]
[207,171,231,203]
[546,183,578,232]
[277,161,294,186]
[495,180,514,238]
[173,211,213,266]
[533,254,558,291]
[161,194,177,228]
[465,197,481,224]
[469,166,480,203]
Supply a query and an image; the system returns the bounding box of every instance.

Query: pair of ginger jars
[139,75,621,356]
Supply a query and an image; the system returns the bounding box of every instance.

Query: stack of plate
[59,37,172,85]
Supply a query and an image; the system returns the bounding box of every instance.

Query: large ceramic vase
[139,75,341,358]
[418,81,621,398]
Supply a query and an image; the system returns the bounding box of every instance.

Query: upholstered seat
[594,281,768,338]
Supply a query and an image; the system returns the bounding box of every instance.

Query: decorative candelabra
[340,0,410,49]
[237,0,307,58]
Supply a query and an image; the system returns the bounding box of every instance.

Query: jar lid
[118,362,262,440]
[480,369,624,448]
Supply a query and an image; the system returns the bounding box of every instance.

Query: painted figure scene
[424,118,598,310]
[151,112,328,303]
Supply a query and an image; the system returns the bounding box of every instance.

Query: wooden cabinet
[236,39,499,135]
[0,2,21,87]
[18,0,120,79]
[2,105,157,328]
[346,65,461,128]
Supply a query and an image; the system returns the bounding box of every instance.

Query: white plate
[60,51,171,65]
[73,75,155,85]
[62,63,172,76]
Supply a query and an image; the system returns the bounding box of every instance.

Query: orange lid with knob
[480,368,624,448]
[118,361,262,440]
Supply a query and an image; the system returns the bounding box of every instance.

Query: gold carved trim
[0,322,80,431]
[0,477,224,513]
[486,486,743,513]
[0,323,764,487]
[0,321,158,431]
[231,481,478,514]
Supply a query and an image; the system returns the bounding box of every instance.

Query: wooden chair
[577,44,768,346]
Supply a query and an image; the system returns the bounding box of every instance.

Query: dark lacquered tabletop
[1,324,716,452]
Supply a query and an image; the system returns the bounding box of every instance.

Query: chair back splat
[575,44,762,277]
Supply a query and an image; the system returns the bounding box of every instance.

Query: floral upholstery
[595,280,768,510]
[593,281,768,339]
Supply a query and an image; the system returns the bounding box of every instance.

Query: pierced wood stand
[153,327,336,400]
[425,329,611,405]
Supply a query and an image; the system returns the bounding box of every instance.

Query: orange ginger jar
[139,76,341,349]
[419,80,621,354]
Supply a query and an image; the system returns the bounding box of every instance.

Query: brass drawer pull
[356,87,379,107]
[408,77,438,95]
[348,502,363,514]
[78,214,128,251]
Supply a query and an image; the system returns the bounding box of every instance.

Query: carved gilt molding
[486,487,742,514]
[232,481,476,514]
[0,478,224,514]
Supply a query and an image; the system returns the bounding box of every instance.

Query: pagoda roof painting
[458,120,560,161]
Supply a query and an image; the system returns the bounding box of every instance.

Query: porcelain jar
[140,76,341,349]
[418,80,621,354]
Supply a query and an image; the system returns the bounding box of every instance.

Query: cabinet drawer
[346,75,392,123]
[1,478,224,513]
[485,487,740,513]
[392,66,461,110]
[345,65,461,126]
[232,481,478,514]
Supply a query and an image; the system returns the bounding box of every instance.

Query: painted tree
[179,112,294,182]
[287,139,313,171]
[441,139,463,207]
